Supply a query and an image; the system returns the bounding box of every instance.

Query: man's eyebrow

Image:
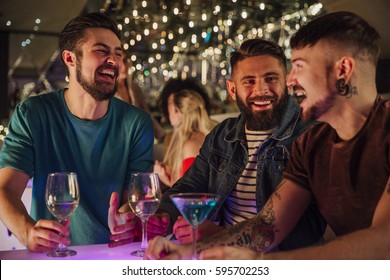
[93,42,124,52]
[290,58,305,64]
[240,75,256,81]
[263,71,280,77]
[240,72,280,81]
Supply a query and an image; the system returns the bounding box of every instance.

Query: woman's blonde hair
[163,89,214,181]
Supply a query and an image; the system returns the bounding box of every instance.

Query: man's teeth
[254,100,271,105]
[101,70,115,77]
[291,92,306,104]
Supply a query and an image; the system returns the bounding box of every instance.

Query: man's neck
[64,86,109,121]
[323,92,377,141]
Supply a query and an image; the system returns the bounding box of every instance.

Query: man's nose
[106,53,120,65]
[253,82,269,95]
[286,69,297,87]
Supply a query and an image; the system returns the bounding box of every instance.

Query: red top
[180,157,196,177]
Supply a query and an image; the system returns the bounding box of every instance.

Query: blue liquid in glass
[171,198,217,227]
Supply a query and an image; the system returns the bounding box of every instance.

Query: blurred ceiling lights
[1,0,324,106]
[101,0,323,86]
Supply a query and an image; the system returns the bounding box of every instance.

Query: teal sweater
[0,89,154,245]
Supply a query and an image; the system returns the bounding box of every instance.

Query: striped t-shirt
[222,128,272,227]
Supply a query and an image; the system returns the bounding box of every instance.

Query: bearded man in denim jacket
[149,39,326,251]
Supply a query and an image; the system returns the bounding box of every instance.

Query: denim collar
[225,95,302,142]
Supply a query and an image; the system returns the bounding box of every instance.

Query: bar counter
[0,242,144,260]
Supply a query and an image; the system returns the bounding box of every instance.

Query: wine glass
[45,172,80,257]
[170,193,220,260]
[128,172,161,257]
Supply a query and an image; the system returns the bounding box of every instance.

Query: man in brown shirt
[145,11,390,260]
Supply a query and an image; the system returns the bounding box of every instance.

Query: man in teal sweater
[0,13,154,252]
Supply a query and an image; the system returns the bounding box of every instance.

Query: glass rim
[47,172,77,176]
[170,192,220,199]
[131,172,158,175]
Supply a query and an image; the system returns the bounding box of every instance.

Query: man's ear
[336,56,355,82]
[62,50,76,67]
[226,79,237,101]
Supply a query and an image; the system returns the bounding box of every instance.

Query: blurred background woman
[154,89,215,188]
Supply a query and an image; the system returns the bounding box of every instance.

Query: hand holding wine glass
[128,172,161,257]
[45,172,79,257]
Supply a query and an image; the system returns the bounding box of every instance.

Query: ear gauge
[336,78,348,95]
[336,78,357,98]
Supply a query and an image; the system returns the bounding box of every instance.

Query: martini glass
[170,193,220,260]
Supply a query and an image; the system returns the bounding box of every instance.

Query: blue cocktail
[170,193,220,260]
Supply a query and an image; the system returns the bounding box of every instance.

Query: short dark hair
[290,11,381,65]
[159,78,211,120]
[229,39,287,77]
[59,12,121,67]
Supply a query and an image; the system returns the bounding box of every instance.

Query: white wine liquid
[129,199,160,220]
[48,201,78,220]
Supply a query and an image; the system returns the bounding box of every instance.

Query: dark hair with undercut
[290,11,381,65]
[59,12,121,71]
[229,39,287,77]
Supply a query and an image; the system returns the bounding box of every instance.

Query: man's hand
[26,219,70,252]
[200,246,259,260]
[173,217,223,244]
[144,236,193,260]
[147,212,171,240]
[108,192,137,248]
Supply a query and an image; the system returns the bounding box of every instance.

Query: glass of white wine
[128,172,161,257]
[45,172,79,257]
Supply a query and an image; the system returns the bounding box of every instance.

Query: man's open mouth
[97,66,118,82]
[250,96,277,108]
[253,100,272,106]
[290,90,307,104]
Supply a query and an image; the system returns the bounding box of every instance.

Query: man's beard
[236,92,289,131]
[76,59,118,101]
[300,67,337,122]
[302,92,336,122]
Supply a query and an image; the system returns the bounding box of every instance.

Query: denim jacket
[159,96,326,250]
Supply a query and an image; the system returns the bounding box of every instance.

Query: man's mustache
[248,95,277,102]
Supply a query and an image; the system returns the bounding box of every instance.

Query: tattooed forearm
[251,195,277,251]
[196,219,252,253]
[196,195,278,253]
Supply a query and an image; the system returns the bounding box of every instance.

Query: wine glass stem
[57,219,67,251]
[192,226,197,260]
[140,219,148,250]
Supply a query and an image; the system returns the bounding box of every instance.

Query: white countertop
[0,242,144,260]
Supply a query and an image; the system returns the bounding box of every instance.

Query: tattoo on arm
[197,191,281,253]
[251,193,279,251]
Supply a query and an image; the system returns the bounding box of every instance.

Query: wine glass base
[130,250,145,257]
[47,249,77,257]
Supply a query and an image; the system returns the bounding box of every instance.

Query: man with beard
[142,39,325,252]
[146,12,390,260]
[0,13,154,252]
